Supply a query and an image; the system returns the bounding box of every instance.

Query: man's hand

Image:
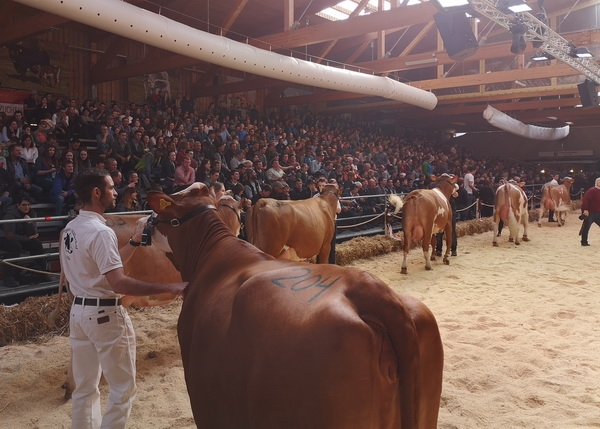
[168,282,189,296]
[584,210,589,217]
[29,233,39,240]
[132,216,148,242]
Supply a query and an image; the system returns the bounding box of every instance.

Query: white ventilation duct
[14,0,438,110]
[483,105,570,140]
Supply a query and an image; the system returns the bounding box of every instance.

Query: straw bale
[0,294,70,346]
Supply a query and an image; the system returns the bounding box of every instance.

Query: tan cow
[493,181,530,246]
[245,184,339,263]
[538,177,574,227]
[146,182,444,428]
[388,174,458,274]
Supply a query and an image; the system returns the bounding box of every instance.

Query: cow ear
[146,191,176,213]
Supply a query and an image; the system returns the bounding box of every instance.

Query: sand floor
[1,213,599,428]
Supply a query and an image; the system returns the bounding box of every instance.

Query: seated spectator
[290,178,310,200]
[75,149,92,174]
[34,144,59,194]
[0,164,14,213]
[271,181,290,200]
[210,181,226,201]
[265,159,285,183]
[6,143,43,203]
[51,161,76,216]
[173,156,195,192]
[1,119,21,143]
[115,187,140,212]
[251,184,272,205]
[21,134,38,175]
[95,124,114,156]
[160,150,177,193]
[0,197,50,287]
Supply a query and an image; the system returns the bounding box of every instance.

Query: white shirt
[60,210,123,298]
[464,173,474,195]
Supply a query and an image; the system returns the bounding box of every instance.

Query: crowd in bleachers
[0,90,597,287]
[1,91,597,211]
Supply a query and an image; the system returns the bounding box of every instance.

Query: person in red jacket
[580,177,600,246]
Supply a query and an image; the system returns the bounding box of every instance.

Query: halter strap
[151,204,217,227]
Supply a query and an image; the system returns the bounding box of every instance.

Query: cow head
[146,183,216,253]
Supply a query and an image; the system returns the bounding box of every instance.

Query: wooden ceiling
[2,0,600,132]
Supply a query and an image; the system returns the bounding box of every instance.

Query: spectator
[160,150,177,193]
[21,134,38,174]
[34,144,59,194]
[173,156,195,192]
[1,120,21,143]
[51,160,76,215]
[96,124,114,156]
[0,197,50,286]
[6,143,43,203]
[290,178,310,200]
[115,187,140,212]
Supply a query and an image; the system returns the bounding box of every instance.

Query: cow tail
[350,283,421,428]
[499,184,511,223]
[388,194,404,214]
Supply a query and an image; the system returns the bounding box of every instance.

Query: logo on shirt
[63,228,76,254]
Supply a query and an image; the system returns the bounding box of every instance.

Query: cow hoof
[515,242,521,245]
[538,223,542,228]
[401,268,407,275]
[522,236,529,242]
[508,237,514,242]
[430,256,436,261]
[443,258,450,265]
[425,266,432,271]
[557,223,562,227]
[493,242,498,247]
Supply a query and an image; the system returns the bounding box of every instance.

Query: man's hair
[75,168,110,204]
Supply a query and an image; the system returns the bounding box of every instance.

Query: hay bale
[0,294,70,346]
[337,235,402,266]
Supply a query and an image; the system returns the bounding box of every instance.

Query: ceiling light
[508,3,532,12]
[531,51,554,61]
[574,47,593,58]
[499,0,532,14]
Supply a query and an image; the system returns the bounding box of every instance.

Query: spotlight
[572,47,593,58]
[531,51,554,61]
[510,22,528,54]
[499,0,532,13]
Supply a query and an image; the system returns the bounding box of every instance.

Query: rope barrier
[337,211,386,229]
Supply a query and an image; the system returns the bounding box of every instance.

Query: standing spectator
[478,179,495,218]
[463,166,477,220]
[579,177,600,246]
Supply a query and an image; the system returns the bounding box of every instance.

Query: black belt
[74,297,122,307]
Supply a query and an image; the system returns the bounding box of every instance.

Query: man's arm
[118,217,145,264]
[104,267,187,296]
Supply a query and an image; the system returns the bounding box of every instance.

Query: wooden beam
[399,22,435,57]
[252,2,437,50]
[222,0,249,36]
[314,0,370,63]
[413,64,581,91]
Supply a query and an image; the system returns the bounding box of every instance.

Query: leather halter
[151,204,217,228]
[218,202,243,232]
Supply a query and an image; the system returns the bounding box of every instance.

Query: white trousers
[70,303,136,429]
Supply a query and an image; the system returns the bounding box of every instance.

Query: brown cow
[245,184,339,263]
[146,183,443,429]
[493,181,530,246]
[388,174,458,274]
[538,177,574,227]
